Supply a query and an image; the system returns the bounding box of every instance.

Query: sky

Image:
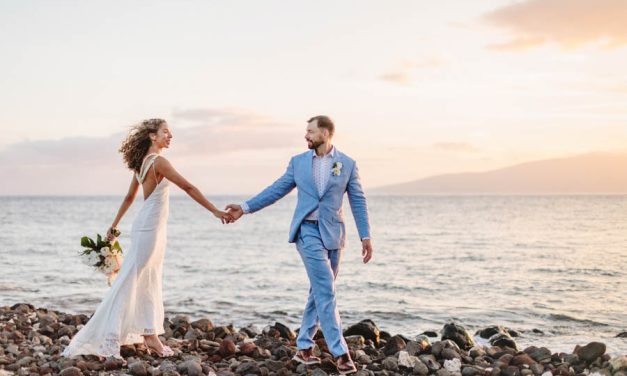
[1,0,626,195]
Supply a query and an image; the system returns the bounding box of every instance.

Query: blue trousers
[295,222,348,357]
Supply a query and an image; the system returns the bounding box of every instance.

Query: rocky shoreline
[1,304,625,376]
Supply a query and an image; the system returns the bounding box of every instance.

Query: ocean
[0,195,625,355]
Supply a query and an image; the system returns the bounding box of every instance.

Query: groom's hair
[308,115,335,137]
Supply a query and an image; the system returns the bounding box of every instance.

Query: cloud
[0,108,302,195]
[432,142,479,153]
[483,0,627,51]
[379,57,444,86]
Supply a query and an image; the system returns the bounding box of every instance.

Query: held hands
[213,210,234,224]
[224,204,244,222]
[362,239,373,264]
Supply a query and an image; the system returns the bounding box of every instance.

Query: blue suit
[244,148,371,356]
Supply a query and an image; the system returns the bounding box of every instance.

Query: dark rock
[524,346,552,363]
[462,367,482,376]
[178,359,203,376]
[442,348,462,360]
[502,366,520,376]
[419,354,441,372]
[616,332,627,338]
[214,326,233,339]
[264,360,284,372]
[477,326,508,339]
[58,367,82,376]
[191,318,213,332]
[104,357,124,370]
[382,356,399,371]
[530,363,544,376]
[441,323,474,350]
[219,339,237,357]
[235,361,261,375]
[511,354,536,367]
[121,344,138,357]
[129,361,148,376]
[345,320,381,347]
[413,361,430,376]
[432,340,461,358]
[490,333,517,351]
[532,329,544,335]
[575,342,606,362]
[239,341,257,356]
[421,331,439,338]
[273,322,295,340]
[383,335,406,355]
[469,346,486,358]
[507,329,520,338]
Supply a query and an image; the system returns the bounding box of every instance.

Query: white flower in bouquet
[100,246,112,257]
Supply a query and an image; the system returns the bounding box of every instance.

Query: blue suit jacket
[245,149,371,250]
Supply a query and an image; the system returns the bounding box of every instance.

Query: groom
[226,115,372,374]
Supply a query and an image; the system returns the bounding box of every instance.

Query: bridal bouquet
[80,229,124,286]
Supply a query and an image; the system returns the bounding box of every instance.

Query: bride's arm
[154,157,232,223]
[107,175,140,239]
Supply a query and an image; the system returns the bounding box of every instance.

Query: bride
[62,118,232,359]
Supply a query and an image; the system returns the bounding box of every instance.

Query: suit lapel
[300,152,319,198]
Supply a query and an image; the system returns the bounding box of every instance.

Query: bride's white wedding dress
[63,153,169,358]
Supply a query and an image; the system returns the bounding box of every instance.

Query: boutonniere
[332,162,343,176]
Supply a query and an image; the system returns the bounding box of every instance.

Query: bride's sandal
[143,339,174,357]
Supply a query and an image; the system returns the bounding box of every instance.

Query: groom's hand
[362,239,373,264]
[225,204,244,222]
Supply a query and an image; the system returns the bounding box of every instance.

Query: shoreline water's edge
[1,303,626,376]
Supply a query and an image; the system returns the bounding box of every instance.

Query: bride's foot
[143,335,174,358]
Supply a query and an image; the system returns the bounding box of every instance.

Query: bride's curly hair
[119,118,166,173]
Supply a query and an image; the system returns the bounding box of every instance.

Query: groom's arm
[346,161,371,240]
[241,157,297,214]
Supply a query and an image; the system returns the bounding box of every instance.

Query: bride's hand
[213,210,234,224]
[106,227,116,242]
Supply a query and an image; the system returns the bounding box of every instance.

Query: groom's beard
[307,139,324,149]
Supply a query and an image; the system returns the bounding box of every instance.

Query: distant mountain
[373,152,627,194]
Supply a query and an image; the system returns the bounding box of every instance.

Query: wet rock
[490,333,517,351]
[419,354,441,372]
[511,354,536,367]
[616,332,627,338]
[345,319,381,347]
[235,361,261,375]
[407,336,431,356]
[273,322,295,340]
[432,340,461,358]
[414,360,430,376]
[382,356,399,371]
[384,335,406,355]
[58,367,81,376]
[219,339,237,357]
[462,366,483,376]
[214,326,233,339]
[469,346,486,358]
[129,361,148,376]
[502,366,520,376]
[398,351,420,368]
[524,346,552,363]
[529,364,544,376]
[477,326,509,339]
[441,323,474,350]
[191,318,214,332]
[178,359,203,376]
[345,335,365,349]
[575,342,606,362]
[422,331,439,338]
